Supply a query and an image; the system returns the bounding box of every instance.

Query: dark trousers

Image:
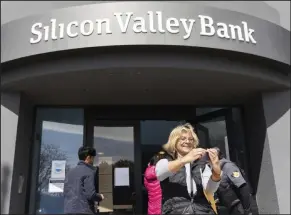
[229,203,245,215]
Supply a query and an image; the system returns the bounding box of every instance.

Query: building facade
[1,1,290,214]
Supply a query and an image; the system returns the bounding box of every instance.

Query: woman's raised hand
[207,148,221,180]
[180,148,206,164]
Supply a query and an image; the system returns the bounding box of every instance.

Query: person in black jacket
[155,123,221,214]
[216,150,255,215]
[64,146,104,214]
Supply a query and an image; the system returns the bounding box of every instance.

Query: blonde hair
[163,123,199,158]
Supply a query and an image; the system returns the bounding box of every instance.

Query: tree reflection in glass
[34,108,84,214]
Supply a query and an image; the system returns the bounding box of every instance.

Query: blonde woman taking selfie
[155,123,221,214]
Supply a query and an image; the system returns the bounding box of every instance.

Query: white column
[1,92,20,214]
[259,90,290,214]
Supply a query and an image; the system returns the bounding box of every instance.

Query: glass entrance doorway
[30,106,248,215]
[88,121,136,214]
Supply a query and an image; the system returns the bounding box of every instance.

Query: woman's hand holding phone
[180,148,206,164]
[207,148,221,181]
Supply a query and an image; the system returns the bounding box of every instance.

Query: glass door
[191,108,249,215]
[193,109,231,160]
[30,108,85,214]
[86,120,140,215]
[191,109,233,215]
[191,108,247,167]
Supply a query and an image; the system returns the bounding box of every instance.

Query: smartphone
[200,152,210,162]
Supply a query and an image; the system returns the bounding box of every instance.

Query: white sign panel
[48,179,64,193]
[114,168,130,186]
[51,160,66,179]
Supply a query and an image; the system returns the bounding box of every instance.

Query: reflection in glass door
[193,108,248,170]
[195,116,230,160]
[193,110,231,215]
[32,108,84,214]
[93,126,135,214]
[192,108,251,215]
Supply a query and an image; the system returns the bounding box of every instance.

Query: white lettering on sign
[30,11,257,44]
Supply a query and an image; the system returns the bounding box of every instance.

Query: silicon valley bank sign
[30,11,257,44]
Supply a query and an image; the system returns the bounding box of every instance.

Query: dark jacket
[160,156,214,214]
[64,161,103,214]
[216,159,240,209]
[217,158,254,214]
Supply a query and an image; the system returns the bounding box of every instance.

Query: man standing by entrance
[64,146,104,214]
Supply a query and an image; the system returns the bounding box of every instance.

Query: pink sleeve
[144,166,157,180]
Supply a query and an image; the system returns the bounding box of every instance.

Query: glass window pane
[140,120,186,164]
[93,126,134,214]
[35,108,84,214]
[141,120,185,145]
[196,116,229,159]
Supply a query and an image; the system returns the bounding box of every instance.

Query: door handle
[18,175,25,194]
